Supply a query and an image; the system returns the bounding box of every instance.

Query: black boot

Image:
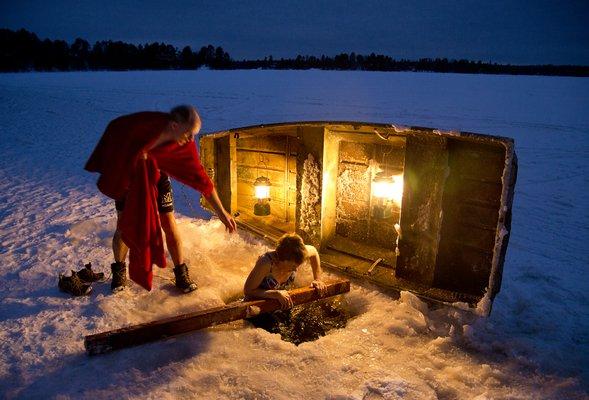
[111,261,127,292]
[77,262,105,283]
[173,263,197,293]
[59,270,92,296]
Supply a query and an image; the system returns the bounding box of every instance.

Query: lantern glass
[372,173,404,206]
[254,184,270,199]
[253,176,271,216]
[373,180,395,199]
[253,176,271,199]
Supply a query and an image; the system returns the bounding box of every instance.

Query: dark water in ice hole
[247,295,352,345]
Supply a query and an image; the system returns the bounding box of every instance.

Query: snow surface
[0,70,587,399]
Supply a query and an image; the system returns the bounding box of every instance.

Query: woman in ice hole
[244,233,327,308]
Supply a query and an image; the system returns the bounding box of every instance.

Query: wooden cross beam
[84,279,350,355]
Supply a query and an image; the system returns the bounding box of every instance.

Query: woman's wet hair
[170,105,199,126]
[275,233,307,264]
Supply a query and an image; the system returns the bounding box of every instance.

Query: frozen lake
[0,70,587,399]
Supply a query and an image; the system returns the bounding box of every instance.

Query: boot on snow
[59,270,92,296]
[111,261,127,292]
[76,262,105,283]
[173,263,197,293]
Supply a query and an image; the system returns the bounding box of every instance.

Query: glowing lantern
[253,176,271,216]
[372,172,404,219]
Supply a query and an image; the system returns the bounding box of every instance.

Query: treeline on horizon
[1,28,588,77]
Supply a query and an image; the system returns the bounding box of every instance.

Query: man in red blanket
[85,105,236,293]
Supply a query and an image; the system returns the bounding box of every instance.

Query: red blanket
[85,112,214,290]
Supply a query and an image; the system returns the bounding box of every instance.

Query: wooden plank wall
[215,135,233,213]
[434,140,506,296]
[235,135,298,224]
[335,141,404,250]
[395,136,448,286]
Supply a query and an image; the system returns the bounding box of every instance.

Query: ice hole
[248,294,358,345]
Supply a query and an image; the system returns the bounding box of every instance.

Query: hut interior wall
[318,132,406,267]
[434,140,506,296]
[320,130,339,246]
[396,135,448,286]
[234,134,298,233]
[295,126,326,248]
[214,135,234,213]
[334,141,404,248]
[199,137,214,211]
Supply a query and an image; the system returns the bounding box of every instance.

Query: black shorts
[115,172,174,213]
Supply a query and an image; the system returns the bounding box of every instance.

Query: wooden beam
[84,279,350,356]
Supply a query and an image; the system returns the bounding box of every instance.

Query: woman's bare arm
[305,245,327,294]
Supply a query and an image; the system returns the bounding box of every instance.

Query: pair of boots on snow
[59,262,197,296]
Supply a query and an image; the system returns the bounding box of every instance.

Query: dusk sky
[1,0,588,65]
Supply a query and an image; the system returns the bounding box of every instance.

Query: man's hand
[220,210,237,233]
[204,189,237,233]
[311,280,327,296]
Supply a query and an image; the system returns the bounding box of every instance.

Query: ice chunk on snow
[475,288,493,317]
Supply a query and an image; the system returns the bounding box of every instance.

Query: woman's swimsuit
[257,252,295,290]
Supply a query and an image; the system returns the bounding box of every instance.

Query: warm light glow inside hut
[372,173,404,206]
[254,176,271,199]
[253,176,271,216]
[200,122,517,310]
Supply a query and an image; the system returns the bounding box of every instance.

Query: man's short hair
[170,105,199,126]
[275,233,307,264]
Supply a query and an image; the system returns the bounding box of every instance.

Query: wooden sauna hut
[199,122,517,315]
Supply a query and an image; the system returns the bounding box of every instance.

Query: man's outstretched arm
[203,188,237,233]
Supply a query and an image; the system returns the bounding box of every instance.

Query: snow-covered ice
[0,70,587,399]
